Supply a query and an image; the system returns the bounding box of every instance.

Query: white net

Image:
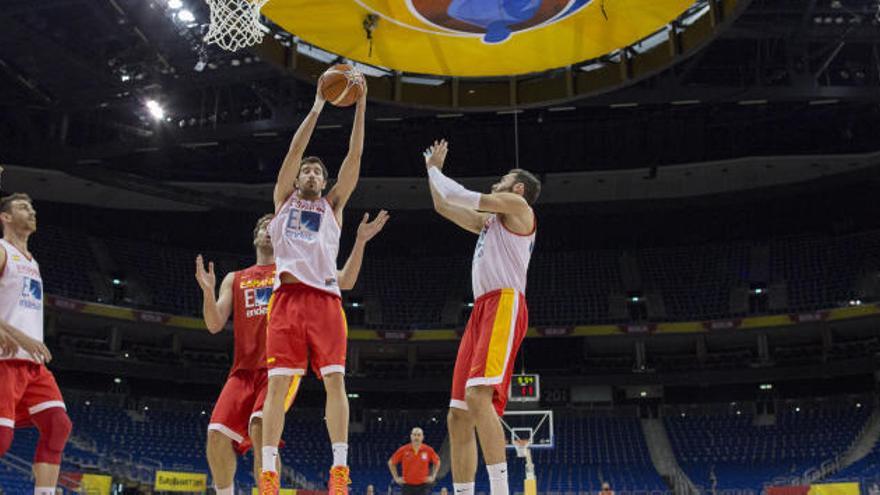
[204,0,270,52]
[513,439,531,458]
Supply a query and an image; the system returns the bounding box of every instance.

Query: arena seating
[3,395,876,493]
[31,223,880,326]
[31,224,99,301]
[665,405,870,492]
[1,396,669,494]
[637,242,751,320]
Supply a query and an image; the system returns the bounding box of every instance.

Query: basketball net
[204,0,270,52]
[513,438,531,459]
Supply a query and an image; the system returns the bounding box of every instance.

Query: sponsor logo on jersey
[20,277,42,310]
[284,199,326,242]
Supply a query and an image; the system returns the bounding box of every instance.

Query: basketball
[319,64,365,107]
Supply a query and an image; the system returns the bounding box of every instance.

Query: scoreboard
[509,374,540,402]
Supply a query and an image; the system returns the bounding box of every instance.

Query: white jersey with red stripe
[268,192,341,296]
[0,239,44,362]
[471,212,536,299]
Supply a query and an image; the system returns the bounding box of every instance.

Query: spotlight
[177,9,195,22]
[145,100,165,120]
[114,377,122,384]
[168,0,183,8]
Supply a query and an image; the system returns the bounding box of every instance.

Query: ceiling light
[177,9,195,22]
[145,100,165,120]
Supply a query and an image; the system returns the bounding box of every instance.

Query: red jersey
[391,443,440,485]
[231,264,275,373]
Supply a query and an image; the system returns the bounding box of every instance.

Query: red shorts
[208,368,269,448]
[266,283,348,379]
[450,289,528,416]
[0,360,66,429]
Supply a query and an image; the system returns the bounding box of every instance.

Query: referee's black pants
[402,484,431,495]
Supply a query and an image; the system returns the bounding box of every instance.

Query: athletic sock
[262,446,279,473]
[332,442,348,467]
[453,482,476,495]
[34,487,55,495]
[215,487,234,495]
[487,462,509,495]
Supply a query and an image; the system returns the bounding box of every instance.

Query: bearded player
[423,140,540,495]
[259,79,367,495]
[0,193,73,495]
[197,208,387,494]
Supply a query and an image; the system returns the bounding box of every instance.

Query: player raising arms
[197,208,386,495]
[259,79,368,495]
[422,140,540,495]
[0,193,73,495]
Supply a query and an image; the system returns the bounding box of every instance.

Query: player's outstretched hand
[195,254,216,293]
[0,327,19,358]
[423,139,448,171]
[357,210,390,243]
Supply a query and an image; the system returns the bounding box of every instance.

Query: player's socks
[487,462,510,495]
[453,482,476,495]
[331,442,348,467]
[215,487,234,495]
[34,487,55,495]
[262,446,279,473]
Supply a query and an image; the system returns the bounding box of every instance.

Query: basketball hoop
[204,0,270,52]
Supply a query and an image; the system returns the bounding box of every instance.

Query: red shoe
[328,465,351,495]
[259,470,280,495]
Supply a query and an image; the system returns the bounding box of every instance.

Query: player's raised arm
[274,89,327,212]
[424,139,488,234]
[195,255,234,333]
[338,210,389,290]
[328,83,367,213]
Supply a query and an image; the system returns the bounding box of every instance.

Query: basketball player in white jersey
[422,140,540,495]
[259,82,367,495]
[196,210,386,495]
[0,193,73,495]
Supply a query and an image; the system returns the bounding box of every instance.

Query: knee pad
[31,408,72,464]
[0,427,12,457]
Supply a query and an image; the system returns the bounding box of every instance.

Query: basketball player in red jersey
[258,81,368,495]
[422,140,540,495]
[0,193,73,495]
[197,208,386,495]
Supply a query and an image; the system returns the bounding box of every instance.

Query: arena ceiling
[0,0,878,186]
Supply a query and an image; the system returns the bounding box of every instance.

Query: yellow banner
[154,470,207,492]
[80,473,112,495]
[809,483,860,495]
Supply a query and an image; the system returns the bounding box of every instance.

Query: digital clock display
[509,374,540,402]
